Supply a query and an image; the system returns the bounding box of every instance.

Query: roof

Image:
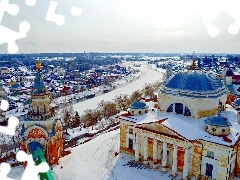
[226,68,234,76]
[164,71,224,92]
[129,100,147,109]
[204,115,231,127]
[233,98,240,106]
[119,102,240,146]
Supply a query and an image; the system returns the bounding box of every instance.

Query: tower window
[128,138,133,150]
[212,128,216,132]
[222,129,225,133]
[129,128,133,134]
[37,106,39,114]
[207,151,214,159]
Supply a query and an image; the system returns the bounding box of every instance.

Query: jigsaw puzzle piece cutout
[201,0,224,37]
[0,99,9,111]
[0,163,14,180]
[0,21,30,54]
[0,0,19,23]
[0,116,19,135]
[201,0,240,37]
[46,1,65,26]
[16,151,49,180]
[25,0,36,6]
[71,7,82,16]
[224,0,240,35]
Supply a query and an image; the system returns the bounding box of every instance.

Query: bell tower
[30,60,51,120]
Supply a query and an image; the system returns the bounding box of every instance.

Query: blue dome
[204,115,231,127]
[164,71,223,92]
[233,98,240,106]
[226,68,234,76]
[130,100,147,109]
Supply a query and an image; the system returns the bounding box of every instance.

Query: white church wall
[158,93,227,118]
[200,140,231,179]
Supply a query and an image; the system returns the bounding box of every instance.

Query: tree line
[59,81,162,132]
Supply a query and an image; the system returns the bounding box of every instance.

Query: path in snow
[74,64,164,115]
[53,129,171,180]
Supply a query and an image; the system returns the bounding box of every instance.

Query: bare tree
[103,101,118,119]
[130,90,142,102]
[143,83,154,99]
[113,94,131,111]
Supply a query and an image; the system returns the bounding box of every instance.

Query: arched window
[167,104,173,112]
[184,106,191,116]
[175,103,183,114]
[44,105,46,113]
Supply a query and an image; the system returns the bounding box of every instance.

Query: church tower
[30,60,52,119]
[225,68,234,85]
[19,60,64,167]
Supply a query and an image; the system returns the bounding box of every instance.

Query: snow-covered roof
[204,115,231,127]
[129,100,147,109]
[164,71,224,92]
[119,104,240,146]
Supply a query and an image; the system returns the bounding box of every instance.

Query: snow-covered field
[74,63,164,115]
[53,129,171,180]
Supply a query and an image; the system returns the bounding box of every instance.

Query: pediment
[136,120,187,141]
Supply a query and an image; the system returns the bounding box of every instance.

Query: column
[153,139,157,169]
[162,141,168,172]
[144,136,148,164]
[172,144,178,176]
[183,147,189,180]
[135,132,139,161]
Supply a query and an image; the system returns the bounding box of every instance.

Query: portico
[134,129,192,179]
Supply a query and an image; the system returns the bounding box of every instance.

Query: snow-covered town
[1,53,240,180]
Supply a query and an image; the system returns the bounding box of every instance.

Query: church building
[119,60,240,180]
[19,60,64,166]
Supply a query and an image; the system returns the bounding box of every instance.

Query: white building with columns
[119,61,240,180]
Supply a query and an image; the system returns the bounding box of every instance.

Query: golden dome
[36,59,41,71]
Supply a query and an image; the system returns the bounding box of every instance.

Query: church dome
[129,100,148,116]
[204,115,231,127]
[204,115,231,136]
[164,71,223,92]
[226,68,234,76]
[233,98,240,106]
[129,100,147,109]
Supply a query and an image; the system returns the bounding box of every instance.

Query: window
[175,103,183,114]
[129,128,133,134]
[212,128,216,132]
[222,129,225,133]
[205,163,213,178]
[205,125,208,130]
[184,106,191,116]
[138,111,141,115]
[37,106,39,114]
[207,151,214,159]
[167,104,173,112]
[44,105,46,113]
[128,138,133,150]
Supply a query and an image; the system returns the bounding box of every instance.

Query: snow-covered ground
[53,129,172,180]
[73,63,164,115]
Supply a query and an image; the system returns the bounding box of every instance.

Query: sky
[1,0,240,54]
